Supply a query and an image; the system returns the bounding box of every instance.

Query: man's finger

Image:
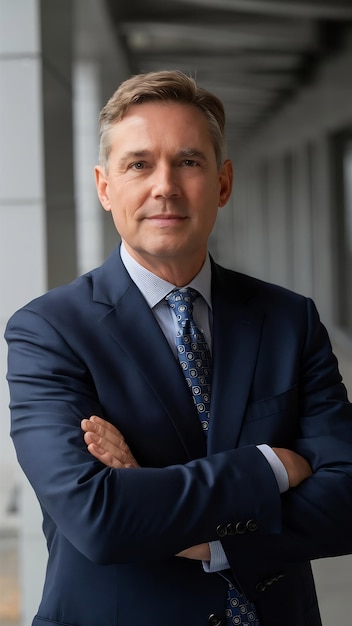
[87,443,124,469]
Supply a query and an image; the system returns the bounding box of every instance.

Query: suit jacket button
[226,523,236,535]
[216,524,227,537]
[235,521,245,534]
[246,519,258,532]
[208,614,222,626]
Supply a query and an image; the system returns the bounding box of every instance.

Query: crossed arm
[81,414,312,561]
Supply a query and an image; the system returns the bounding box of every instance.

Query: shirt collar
[120,242,212,310]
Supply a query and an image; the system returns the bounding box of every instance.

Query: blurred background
[1,0,352,624]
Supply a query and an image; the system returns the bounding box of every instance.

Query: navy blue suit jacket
[5,247,352,626]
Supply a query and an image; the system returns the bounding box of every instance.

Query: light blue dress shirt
[120,243,288,572]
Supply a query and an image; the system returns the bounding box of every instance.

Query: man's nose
[151,164,180,198]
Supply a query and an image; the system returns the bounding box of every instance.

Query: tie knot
[166,287,198,324]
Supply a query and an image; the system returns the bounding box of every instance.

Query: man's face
[95,101,233,279]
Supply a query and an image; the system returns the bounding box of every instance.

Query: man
[5,70,352,626]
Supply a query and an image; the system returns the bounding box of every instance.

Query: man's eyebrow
[118,150,151,165]
[118,148,209,166]
[177,148,208,161]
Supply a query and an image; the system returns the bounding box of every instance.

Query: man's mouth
[146,213,188,224]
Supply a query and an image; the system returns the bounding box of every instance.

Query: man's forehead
[109,103,212,146]
[106,102,217,164]
[112,100,208,130]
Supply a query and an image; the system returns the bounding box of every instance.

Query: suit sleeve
[222,298,352,596]
[5,306,282,565]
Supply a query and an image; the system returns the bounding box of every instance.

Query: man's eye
[132,162,145,170]
[183,159,198,167]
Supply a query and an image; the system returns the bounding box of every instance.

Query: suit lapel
[92,248,206,460]
[208,263,264,454]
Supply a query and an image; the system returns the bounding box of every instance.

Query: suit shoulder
[8,246,124,324]
[17,272,93,313]
[213,262,308,305]
[5,270,101,336]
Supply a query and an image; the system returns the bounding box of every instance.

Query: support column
[0,1,76,623]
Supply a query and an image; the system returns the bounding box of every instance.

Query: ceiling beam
[132,51,301,71]
[173,0,352,20]
[121,20,315,52]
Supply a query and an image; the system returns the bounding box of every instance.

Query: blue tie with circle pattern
[166,287,260,626]
[166,287,212,433]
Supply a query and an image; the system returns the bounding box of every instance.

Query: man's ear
[95,165,111,212]
[218,159,233,207]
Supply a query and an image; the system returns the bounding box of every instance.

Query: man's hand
[81,415,139,468]
[272,447,312,487]
[176,543,211,561]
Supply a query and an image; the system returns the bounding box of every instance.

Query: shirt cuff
[257,443,289,493]
[202,540,229,573]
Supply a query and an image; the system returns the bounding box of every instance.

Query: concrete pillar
[0,1,76,623]
[40,0,77,287]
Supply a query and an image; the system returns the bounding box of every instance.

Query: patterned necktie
[166,287,260,626]
[166,287,212,433]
